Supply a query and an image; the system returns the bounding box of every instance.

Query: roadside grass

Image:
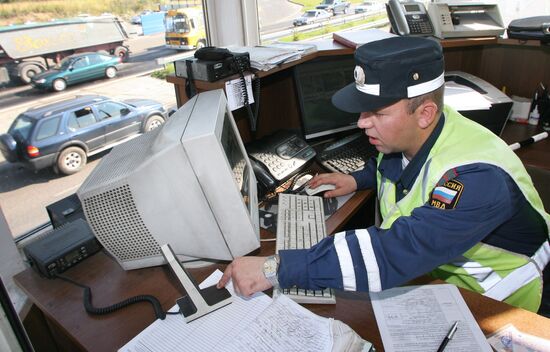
[0,0,158,26]
[151,63,175,80]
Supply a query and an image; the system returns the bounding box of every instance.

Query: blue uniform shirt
[278,115,548,292]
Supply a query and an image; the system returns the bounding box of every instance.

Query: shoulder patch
[429,179,464,209]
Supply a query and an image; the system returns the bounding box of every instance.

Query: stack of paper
[444,81,492,111]
[120,270,373,352]
[333,28,396,49]
[261,41,318,57]
[227,46,301,71]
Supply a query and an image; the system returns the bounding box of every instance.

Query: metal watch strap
[263,254,280,288]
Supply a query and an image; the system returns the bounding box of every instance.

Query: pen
[436,321,459,352]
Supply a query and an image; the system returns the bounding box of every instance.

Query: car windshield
[320,0,335,4]
[305,11,316,17]
[8,114,34,139]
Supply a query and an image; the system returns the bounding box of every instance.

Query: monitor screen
[294,55,360,140]
[78,89,260,270]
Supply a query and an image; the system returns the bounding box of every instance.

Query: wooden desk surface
[500,122,550,171]
[14,182,550,352]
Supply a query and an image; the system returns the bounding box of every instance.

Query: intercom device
[161,244,232,323]
[386,0,434,36]
[23,219,102,278]
[427,2,505,39]
[247,130,316,189]
[46,193,85,228]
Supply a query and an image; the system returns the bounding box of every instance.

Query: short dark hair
[406,85,445,115]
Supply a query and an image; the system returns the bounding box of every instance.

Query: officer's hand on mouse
[307,173,358,198]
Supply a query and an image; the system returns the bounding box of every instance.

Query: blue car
[0,95,168,175]
[31,52,123,92]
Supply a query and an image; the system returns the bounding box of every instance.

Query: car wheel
[52,78,67,92]
[143,115,165,132]
[57,147,87,175]
[19,64,43,84]
[105,67,117,79]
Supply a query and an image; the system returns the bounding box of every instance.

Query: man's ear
[416,100,438,129]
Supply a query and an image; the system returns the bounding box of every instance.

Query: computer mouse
[304,183,336,196]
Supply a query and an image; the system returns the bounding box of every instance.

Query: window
[8,115,34,139]
[95,101,126,121]
[89,54,103,65]
[67,108,97,130]
[35,117,60,140]
[72,57,89,69]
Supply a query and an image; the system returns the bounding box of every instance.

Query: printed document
[371,284,492,352]
[119,270,334,352]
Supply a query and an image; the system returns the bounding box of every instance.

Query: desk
[13,185,550,352]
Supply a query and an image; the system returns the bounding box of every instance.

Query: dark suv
[0,95,168,175]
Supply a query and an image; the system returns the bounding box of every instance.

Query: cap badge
[354,66,365,85]
[413,72,420,81]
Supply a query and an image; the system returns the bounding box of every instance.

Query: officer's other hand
[308,172,357,198]
[217,256,272,297]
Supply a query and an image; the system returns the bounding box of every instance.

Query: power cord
[54,273,180,320]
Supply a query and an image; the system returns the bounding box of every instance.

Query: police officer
[218,36,550,313]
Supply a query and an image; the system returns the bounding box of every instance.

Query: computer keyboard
[275,193,336,304]
[316,133,376,174]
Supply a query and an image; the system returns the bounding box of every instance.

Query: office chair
[526,165,550,318]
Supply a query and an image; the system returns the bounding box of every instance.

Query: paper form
[225,294,333,352]
[120,270,334,352]
[225,74,254,111]
[370,284,492,352]
[444,81,492,111]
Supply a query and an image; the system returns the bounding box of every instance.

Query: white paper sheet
[225,74,255,111]
[120,270,334,352]
[444,81,492,111]
[370,284,492,352]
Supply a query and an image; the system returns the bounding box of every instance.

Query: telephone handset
[386,0,434,36]
[247,131,316,193]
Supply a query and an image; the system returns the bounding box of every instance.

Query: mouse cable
[54,273,180,320]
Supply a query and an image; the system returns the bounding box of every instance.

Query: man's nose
[357,113,372,128]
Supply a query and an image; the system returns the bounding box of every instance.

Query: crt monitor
[294,55,360,140]
[77,89,260,270]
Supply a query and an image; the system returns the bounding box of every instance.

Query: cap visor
[332,82,400,113]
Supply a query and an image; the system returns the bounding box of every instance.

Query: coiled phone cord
[55,273,180,320]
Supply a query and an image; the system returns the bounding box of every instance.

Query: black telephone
[386,0,434,36]
[247,131,316,193]
[189,47,260,131]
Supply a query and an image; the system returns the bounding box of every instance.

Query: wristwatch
[262,255,280,288]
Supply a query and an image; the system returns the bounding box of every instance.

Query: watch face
[263,257,277,276]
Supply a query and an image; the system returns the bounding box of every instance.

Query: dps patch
[429,179,464,209]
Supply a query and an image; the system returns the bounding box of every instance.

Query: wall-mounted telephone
[246,131,316,193]
[386,0,434,36]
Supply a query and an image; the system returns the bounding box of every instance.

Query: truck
[164,7,206,50]
[0,16,130,85]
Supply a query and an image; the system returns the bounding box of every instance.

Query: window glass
[95,101,126,121]
[257,0,388,45]
[72,57,89,69]
[67,108,97,130]
[88,54,103,65]
[8,115,34,139]
[35,117,60,140]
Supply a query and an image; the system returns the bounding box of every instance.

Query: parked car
[316,0,350,15]
[293,9,332,26]
[0,95,168,175]
[354,1,384,14]
[31,52,122,92]
[131,10,152,24]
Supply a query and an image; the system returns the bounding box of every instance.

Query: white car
[354,1,384,14]
[293,10,332,26]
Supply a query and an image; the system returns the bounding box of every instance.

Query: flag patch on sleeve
[429,179,464,209]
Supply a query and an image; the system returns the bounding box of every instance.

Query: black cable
[55,273,172,320]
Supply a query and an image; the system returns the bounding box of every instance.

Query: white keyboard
[275,193,336,304]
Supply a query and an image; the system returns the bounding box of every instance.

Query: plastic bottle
[528,106,540,126]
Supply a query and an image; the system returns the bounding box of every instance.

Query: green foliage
[151,64,175,80]
[0,0,158,25]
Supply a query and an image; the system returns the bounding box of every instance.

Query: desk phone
[247,131,316,190]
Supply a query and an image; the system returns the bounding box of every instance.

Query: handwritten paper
[371,284,492,352]
[120,270,334,352]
